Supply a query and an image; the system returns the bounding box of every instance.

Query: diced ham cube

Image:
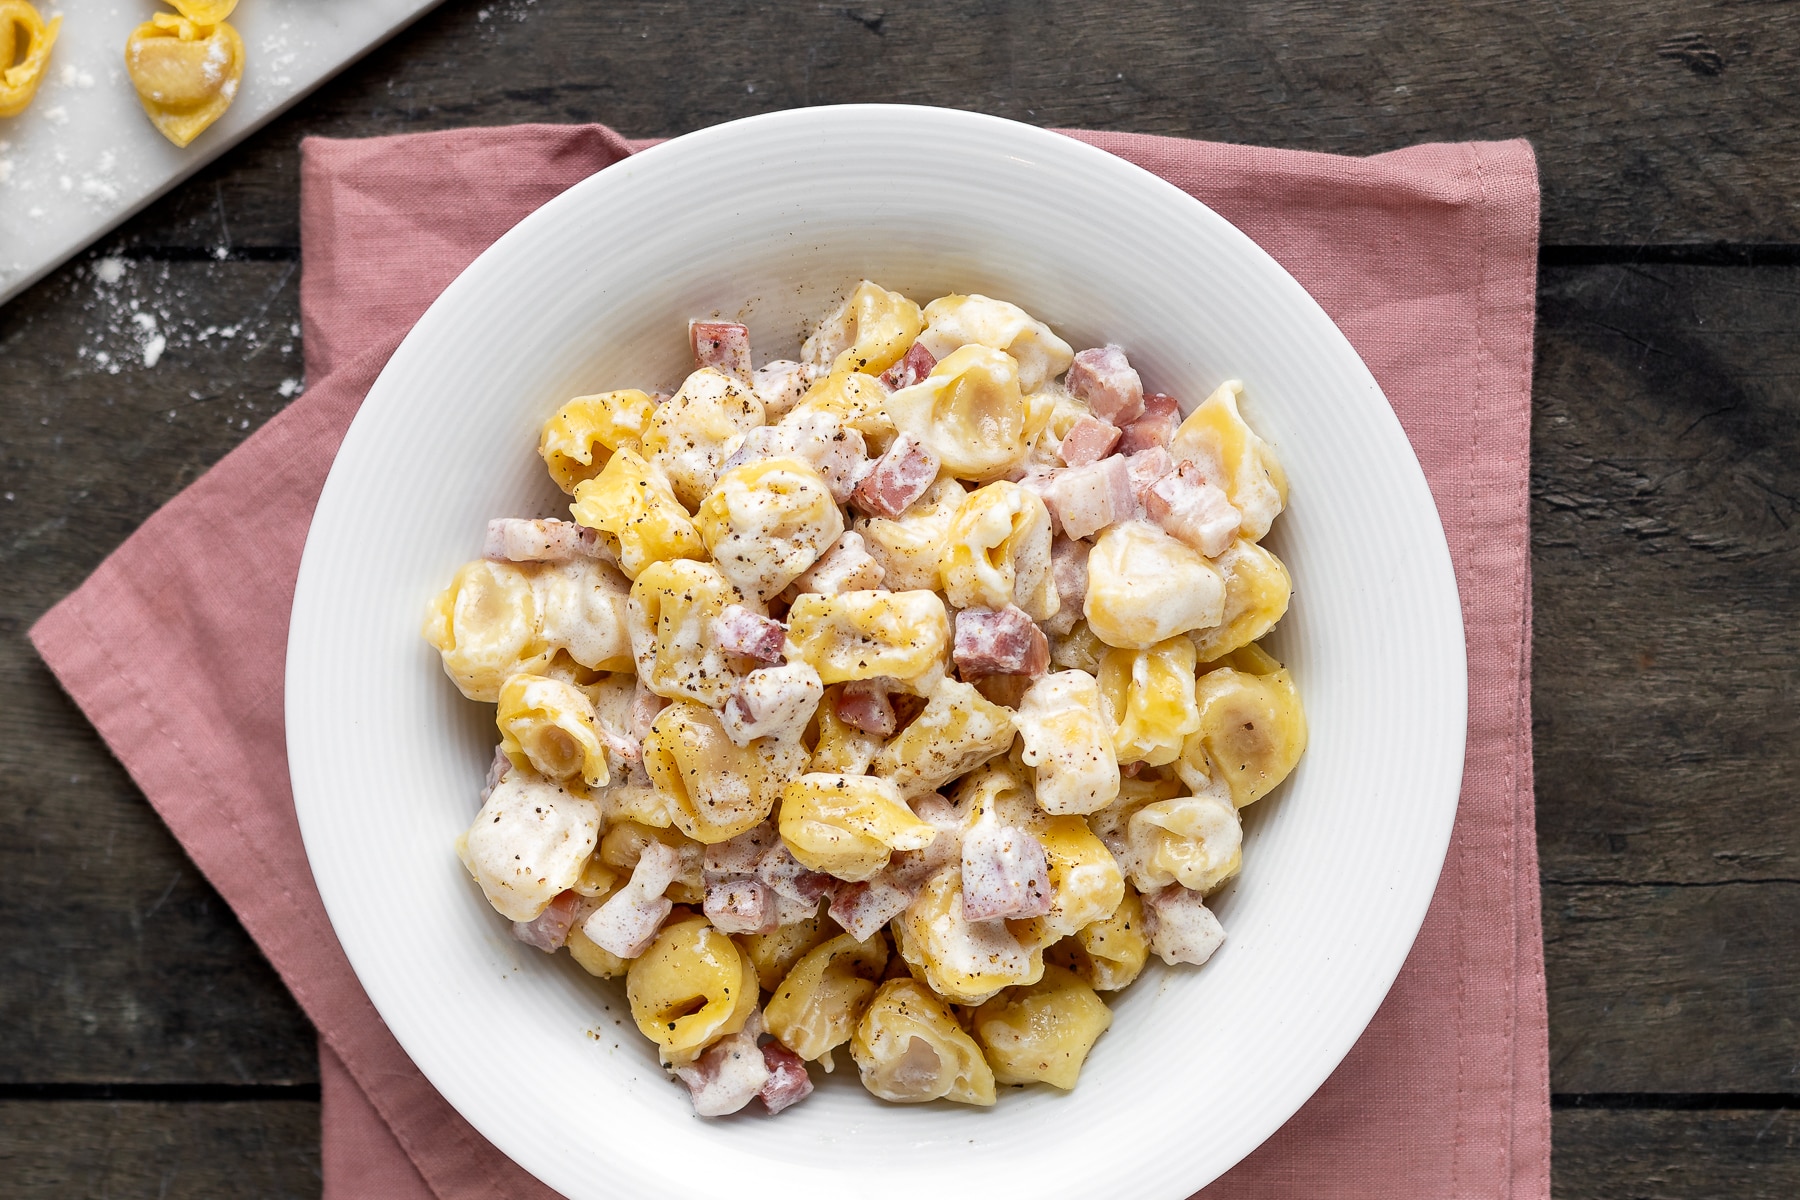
[714,604,788,663]
[675,1023,770,1116]
[483,518,602,564]
[828,871,919,941]
[1124,446,1173,506]
[705,877,779,935]
[785,531,886,598]
[752,360,815,419]
[690,320,753,384]
[756,841,838,908]
[1119,392,1181,455]
[704,822,779,877]
[720,664,825,747]
[511,889,583,952]
[759,1042,815,1114]
[879,341,937,390]
[1057,415,1122,467]
[723,413,870,504]
[1066,344,1145,425]
[1012,466,1063,535]
[960,822,1054,921]
[1043,456,1136,541]
[969,672,1032,709]
[953,605,1050,677]
[629,680,667,743]
[1141,884,1227,966]
[835,677,898,735]
[582,842,681,959]
[851,433,940,518]
[1044,536,1089,638]
[1145,461,1243,558]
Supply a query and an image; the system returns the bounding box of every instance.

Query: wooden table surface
[3,2,1796,1196]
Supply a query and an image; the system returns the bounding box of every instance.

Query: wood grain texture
[95,0,1800,256]
[1553,1108,1800,1200]
[1532,265,1800,887]
[0,1101,320,1198]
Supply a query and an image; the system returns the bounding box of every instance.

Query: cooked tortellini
[972,965,1113,1089]
[429,288,1308,1114]
[696,456,843,601]
[627,914,759,1065]
[764,931,888,1061]
[1084,520,1226,650]
[939,481,1058,621]
[124,10,243,147]
[540,389,659,493]
[886,346,1034,482]
[569,448,705,578]
[917,294,1074,395]
[643,368,767,509]
[778,773,938,882]
[851,978,996,1106]
[785,588,950,685]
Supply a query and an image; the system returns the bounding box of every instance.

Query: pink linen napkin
[31,121,1545,1200]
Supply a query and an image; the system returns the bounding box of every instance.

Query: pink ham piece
[1124,445,1173,506]
[1066,344,1145,425]
[1145,461,1242,558]
[483,518,602,564]
[880,340,937,390]
[961,822,1053,921]
[1119,392,1182,455]
[704,877,779,935]
[480,744,510,803]
[752,360,815,418]
[582,841,682,959]
[851,433,940,518]
[759,1042,815,1114]
[1048,537,1088,621]
[835,677,898,735]
[828,871,919,941]
[675,1022,770,1116]
[721,412,870,504]
[1141,884,1227,966]
[704,822,779,877]
[714,604,787,663]
[1043,456,1136,541]
[785,531,885,597]
[755,841,838,913]
[720,663,825,747]
[1057,415,1122,467]
[690,320,753,384]
[511,889,583,952]
[953,605,1050,677]
[629,680,668,743]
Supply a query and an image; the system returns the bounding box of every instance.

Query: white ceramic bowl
[288,105,1465,1200]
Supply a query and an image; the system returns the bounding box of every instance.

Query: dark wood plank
[1533,264,1800,887]
[1554,1108,1800,1200]
[0,1101,320,1198]
[0,263,317,1084]
[1545,882,1800,1094]
[95,0,1800,257]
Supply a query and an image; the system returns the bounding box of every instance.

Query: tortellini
[1013,671,1120,816]
[764,931,888,1061]
[569,448,705,578]
[626,558,746,707]
[642,368,767,509]
[1084,520,1226,650]
[124,11,243,147]
[737,907,833,991]
[0,1,59,118]
[531,558,635,673]
[1180,648,1307,807]
[939,481,1058,621]
[785,588,951,685]
[803,280,925,375]
[696,456,843,601]
[785,362,895,449]
[627,914,759,1065]
[1097,637,1203,767]
[1127,782,1243,894]
[972,965,1113,1089]
[1168,380,1288,542]
[886,346,1034,482]
[917,293,1074,395]
[644,701,795,844]
[778,773,938,882]
[424,560,554,702]
[854,477,966,591]
[892,867,1044,1005]
[806,687,884,774]
[871,676,1016,799]
[459,771,601,922]
[496,673,610,787]
[1187,538,1293,663]
[1049,886,1150,991]
[850,978,996,1106]
[539,390,658,494]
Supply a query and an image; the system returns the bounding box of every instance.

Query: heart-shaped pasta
[124,13,244,147]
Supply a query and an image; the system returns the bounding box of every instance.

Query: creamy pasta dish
[425,282,1306,1116]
